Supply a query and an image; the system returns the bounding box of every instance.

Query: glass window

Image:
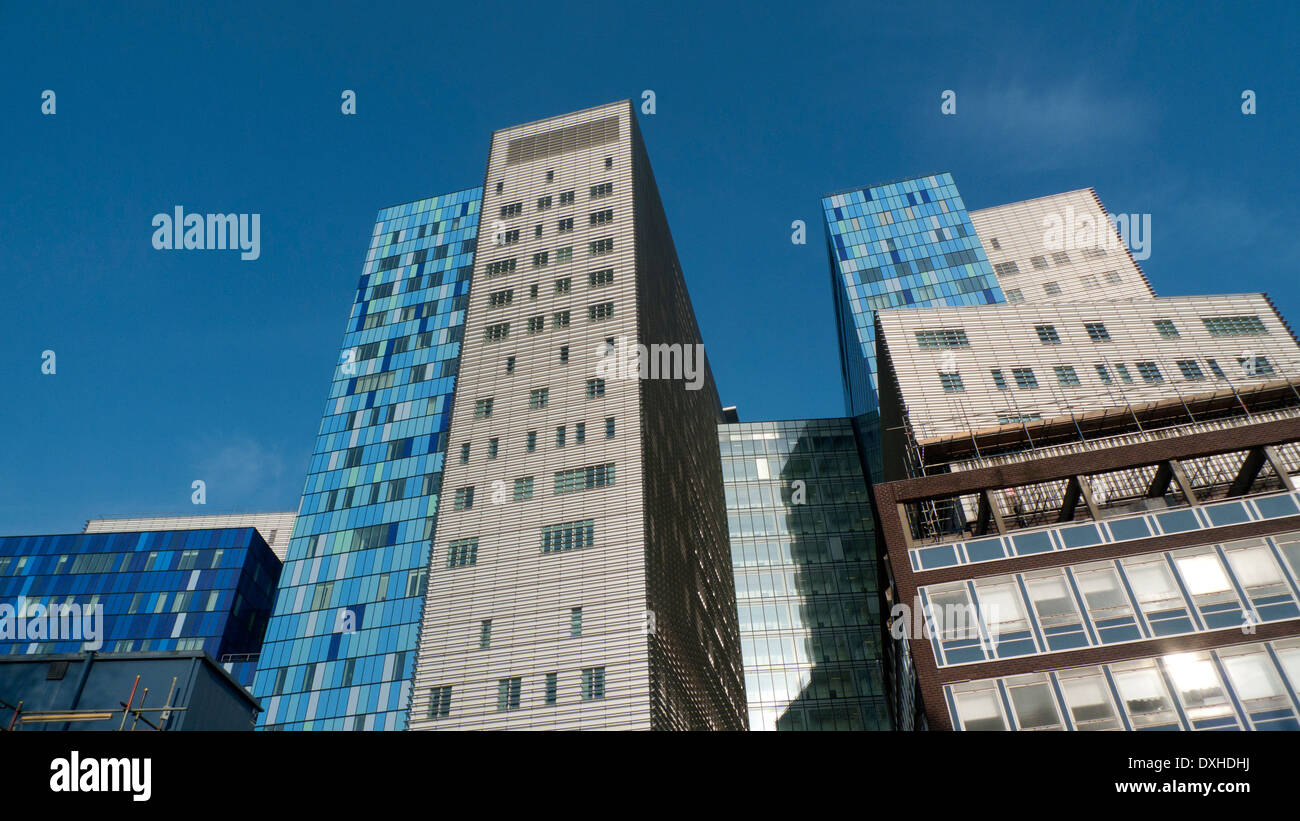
[1218,645,1297,729]
[1005,674,1063,730]
[974,577,1036,658]
[949,681,1007,731]
[1163,652,1237,729]
[1023,569,1088,650]
[1121,555,1194,636]
[1223,538,1299,622]
[1058,667,1121,730]
[926,583,984,665]
[1111,659,1180,729]
[1172,547,1243,630]
[1072,561,1141,644]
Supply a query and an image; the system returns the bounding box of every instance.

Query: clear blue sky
[2,1,1297,534]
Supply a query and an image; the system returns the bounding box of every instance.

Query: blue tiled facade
[822,173,1004,419]
[0,528,280,683]
[252,188,480,731]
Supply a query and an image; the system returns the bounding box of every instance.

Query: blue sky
[2,1,1297,534]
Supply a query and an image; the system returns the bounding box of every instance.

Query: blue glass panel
[1011,531,1053,555]
[1108,517,1152,542]
[1059,523,1103,549]
[964,538,1005,563]
[1255,494,1299,519]
[1156,509,1201,534]
[1205,501,1250,527]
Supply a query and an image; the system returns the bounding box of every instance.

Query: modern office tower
[720,418,891,730]
[871,291,1300,730]
[822,173,1006,422]
[0,528,280,689]
[251,188,481,731]
[407,101,746,730]
[86,512,297,561]
[969,189,1154,305]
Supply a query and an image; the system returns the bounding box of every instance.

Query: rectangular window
[1054,365,1081,386]
[559,190,575,205]
[1239,355,1276,376]
[526,431,537,452]
[605,417,616,438]
[557,217,574,233]
[1177,359,1205,380]
[556,247,573,264]
[1073,561,1142,644]
[555,277,572,294]
[545,672,558,705]
[1104,271,1122,284]
[589,238,614,256]
[529,388,549,409]
[532,251,549,268]
[1084,322,1110,342]
[447,538,479,568]
[497,677,522,711]
[500,229,521,245]
[991,369,1008,390]
[483,322,510,342]
[474,398,494,418]
[1051,251,1070,264]
[1094,363,1113,384]
[1030,255,1049,269]
[1135,361,1164,383]
[590,182,613,199]
[1035,325,1061,344]
[1207,358,1225,378]
[513,476,534,501]
[487,438,499,459]
[915,329,969,348]
[588,302,615,321]
[575,422,586,443]
[1012,367,1038,389]
[939,372,964,392]
[500,202,523,218]
[1153,319,1180,338]
[1043,282,1062,296]
[589,268,614,287]
[479,620,492,649]
[541,519,595,553]
[553,311,571,328]
[454,486,475,510]
[1121,555,1194,637]
[581,667,606,700]
[586,378,606,398]
[1203,315,1267,336]
[556,426,566,448]
[459,442,470,463]
[485,258,516,278]
[554,463,616,495]
[1005,288,1024,303]
[488,289,513,307]
[559,345,570,363]
[993,261,1020,276]
[589,209,614,226]
[505,356,516,374]
[527,315,545,334]
[570,607,583,636]
[1115,363,1134,383]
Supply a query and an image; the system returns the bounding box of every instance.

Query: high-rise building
[406,101,746,730]
[871,289,1300,730]
[720,417,890,730]
[822,173,1006,422]
[0,527,281,689]
[969,188,1155,305]
[85,512,297,562]
[251,188,481,731]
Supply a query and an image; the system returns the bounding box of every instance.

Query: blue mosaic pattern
[0,528,280,683]
[252,188,481,731]
[822,173,1004,417]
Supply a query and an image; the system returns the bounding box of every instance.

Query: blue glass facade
[252,188,480,731]
[0,528,280,684]
[822,173,1004,419]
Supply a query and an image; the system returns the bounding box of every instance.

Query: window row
[425,666,607,719]
[954,354,1276,394]
[947,638,1300,731]
[922,535,1300,667]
